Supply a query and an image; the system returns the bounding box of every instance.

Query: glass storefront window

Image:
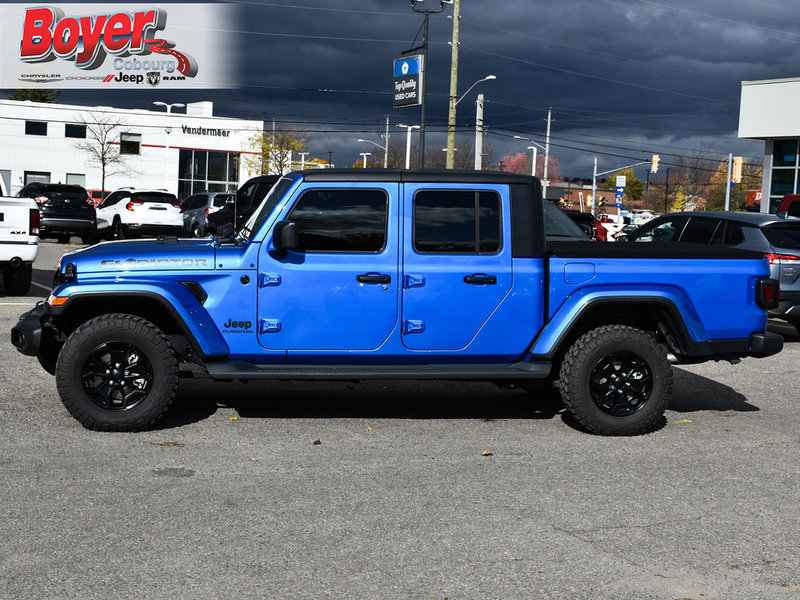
[773,140,798,167]
[176,149,240,201]
[208,152,227,181]
[771,169,795,197]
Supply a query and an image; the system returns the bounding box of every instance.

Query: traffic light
[733,156,743,183]
[651,154,660,173]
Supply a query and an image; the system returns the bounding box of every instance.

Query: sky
[4,0,800,179]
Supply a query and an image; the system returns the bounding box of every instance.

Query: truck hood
[61,238,216,274]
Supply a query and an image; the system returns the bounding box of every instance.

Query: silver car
[621,210,800,332]
[181,191,234,237]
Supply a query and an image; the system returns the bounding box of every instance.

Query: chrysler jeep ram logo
[100,258,209,268]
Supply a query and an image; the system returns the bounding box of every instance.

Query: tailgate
[0,197,35,242]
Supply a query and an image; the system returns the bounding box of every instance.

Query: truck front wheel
[55,314,179,431]
[559,325,672,435]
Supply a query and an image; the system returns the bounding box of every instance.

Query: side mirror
[226,196,236,206]
[272,220,299,251]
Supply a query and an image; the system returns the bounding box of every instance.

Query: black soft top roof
[298,168,539,185]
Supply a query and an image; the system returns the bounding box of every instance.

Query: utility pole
[474,93,484,170]
[445,0,461,169]
[665,167,670,214]
[409,1,447,168]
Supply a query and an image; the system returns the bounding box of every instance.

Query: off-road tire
[559,325,672,436]
[55,314,179,431]
[2,262,33,295]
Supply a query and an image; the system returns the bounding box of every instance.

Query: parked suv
[181,191,234,237]
[620,210,800,331]
[560,208,607,241]
[16,182,96,244]
[206,175,279,238]
[96,188,182,239]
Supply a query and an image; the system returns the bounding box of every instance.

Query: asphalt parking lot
[1,241,799,600]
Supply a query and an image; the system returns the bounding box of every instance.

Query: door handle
[464,274,497,285]
[357,272,391,284]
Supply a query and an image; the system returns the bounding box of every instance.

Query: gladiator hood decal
[62,239,215,273]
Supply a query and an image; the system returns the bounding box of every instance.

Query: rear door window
[413,189,501,254]
[680,216,722,244]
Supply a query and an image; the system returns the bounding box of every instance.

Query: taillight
[126,201,143,211]
[204,208,210,215]
[34,195,48,205]
[765,252,800,264]
[756,278,780,310]
[29,208,40,235]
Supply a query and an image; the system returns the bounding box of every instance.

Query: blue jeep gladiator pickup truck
[11,170,783,435]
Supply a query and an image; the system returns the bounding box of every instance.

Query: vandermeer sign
[0,3,238,88]
[393,55,423,108]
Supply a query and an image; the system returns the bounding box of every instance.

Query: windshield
[763,223,800,250]
[41,186,87,202]
[239,176,297,241]
[542,201,589,239]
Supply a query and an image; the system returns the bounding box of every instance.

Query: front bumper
[11,302,46,356]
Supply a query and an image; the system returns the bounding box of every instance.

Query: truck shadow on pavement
[158,368,760,432]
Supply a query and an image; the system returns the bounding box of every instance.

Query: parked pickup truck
[11,170,783,435]
[1,179,39,295]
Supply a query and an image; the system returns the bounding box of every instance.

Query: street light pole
[152,101,185,114]
[527,146,538,177]
[357,138,388,168]
[397,124,420,169]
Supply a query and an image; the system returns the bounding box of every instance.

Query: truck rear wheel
[55,314,179,431]
[3,262,33,295]
[559,325,672,435]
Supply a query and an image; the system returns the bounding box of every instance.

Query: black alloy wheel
[81,342,153,411]
[589,351,652,416]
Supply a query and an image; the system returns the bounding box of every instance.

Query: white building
[0,99,263,199]
[739,77,800,213]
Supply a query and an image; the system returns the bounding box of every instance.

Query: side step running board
[205,361,551,381]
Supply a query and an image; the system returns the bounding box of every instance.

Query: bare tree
[73,113,134,193]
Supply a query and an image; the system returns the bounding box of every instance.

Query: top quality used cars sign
[0,3,238,88]
[393,55,423,108]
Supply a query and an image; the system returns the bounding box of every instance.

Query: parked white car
[1,178,39,295]
[96,188,183,239]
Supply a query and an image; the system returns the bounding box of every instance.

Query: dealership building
[739,77,800,213]
[0,99,263,199]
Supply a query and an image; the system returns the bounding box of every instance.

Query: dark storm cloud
[5,0,800,173]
